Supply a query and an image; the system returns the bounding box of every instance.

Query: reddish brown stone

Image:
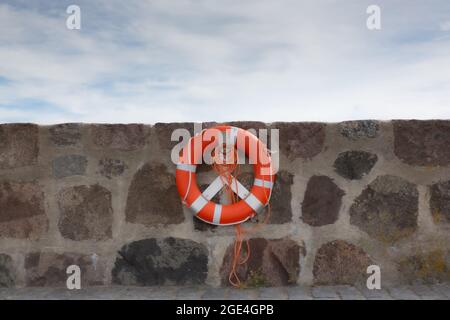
[0,124,39,169]
[271,122,325,160]
[301,176,345,226]
[393,120,450,166]
[125,163,184,226]
[220,238,304,287]
[49,123,81,146]
[25,252,105,287]
[154,122,196,152]
[313,240,373,285]
[0,181,48,239]
[429,180,450,224]
[91,124,149,151]
[57,184,113,240]
[350,175,418,243]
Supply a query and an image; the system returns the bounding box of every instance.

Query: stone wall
[0,121,449,288]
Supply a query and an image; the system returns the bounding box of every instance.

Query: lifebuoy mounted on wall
[176,125,276,225]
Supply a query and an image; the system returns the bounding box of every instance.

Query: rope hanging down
[211,142,273,288]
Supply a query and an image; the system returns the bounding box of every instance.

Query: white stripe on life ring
[190,195,208,213]
[202,176,225,200]
[226,177,250,200]
[254,178,273,189]
[244,193,264,213]
[177,163,197,173]
[213,204,222,224]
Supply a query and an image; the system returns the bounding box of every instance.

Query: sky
[0,0,449,124]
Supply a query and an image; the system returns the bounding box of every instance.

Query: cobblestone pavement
[0,283,449,300]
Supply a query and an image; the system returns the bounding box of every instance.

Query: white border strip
[225,177,250,199]
[190,195,208,213]
[254,178,273,189]
[213,204,222,224]
[244,193,264,212]
[202,177,224,200]
[177,163,197,173]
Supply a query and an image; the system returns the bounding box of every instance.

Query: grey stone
[0,284,448,300]
[357,288,393,300]
[49,123,81,146]
[393,120,450,166]
[430,283,450,298]
[202,288,229,300]
[228,288,259,300]
[287,286,312,300]
[25,252,105,287]
[0,254,15,287]
[220,238,304,287]
[52,154,87,178]
[313,240,373,286]
[429,180,450,224]
[125,163,184,226]
[411,285,446,300]
[0,124,39,169]
[350,175,418,243]
[258,287,288,299]
[112,237,208,286]
[175,287,206,300]
[301,176,345,226]
[122,286,177,300]
[92,124,149,151]
[335,285,366,300]
[333,151,378,180]
[388,287,420,300]
[98,158,127,179]
[0,181,48,239]
[57,184,113,240]
[311,286,340,299]
[339,120,380,140]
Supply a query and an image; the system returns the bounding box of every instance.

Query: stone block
[313,240,372,286]
[393,120,450,166]
[0,124,39,169]
[350,175,418,243]
[220,238,304,287]
[0,181,48,239]
[301,176,344,226]
[112,237,208,286]
[125,163,184,226]
[52,155,87,178]
[57,184,113,240]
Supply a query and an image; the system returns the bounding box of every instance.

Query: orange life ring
[176,125,276,225]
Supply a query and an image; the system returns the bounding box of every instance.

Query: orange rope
[212,140,273,288]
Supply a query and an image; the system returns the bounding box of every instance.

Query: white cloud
[0,0,449,124]
[440,21,450,31]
